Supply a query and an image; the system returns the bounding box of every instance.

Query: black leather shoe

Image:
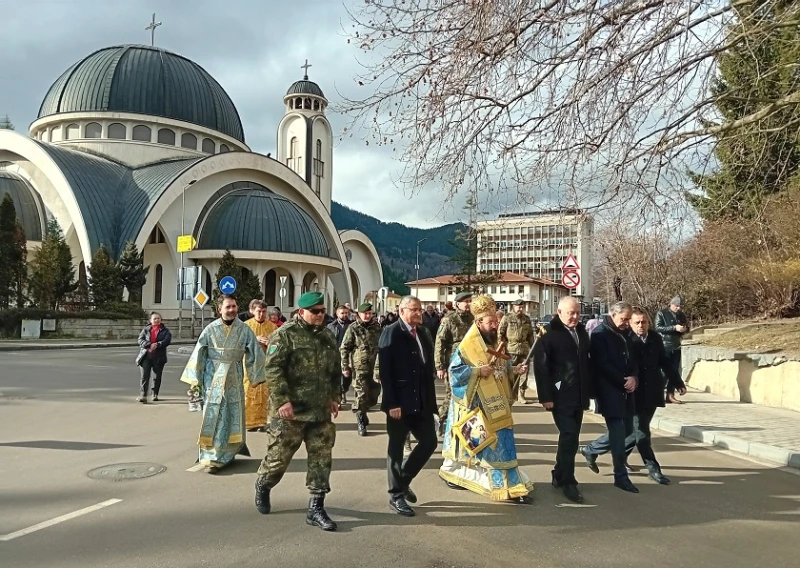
[563,484,584,503]
[389,496,415,517]
[444,480,467,491]
[514,494,534,505]
[363,413,370,427]
[580,446,599,474]
[356,413,367,437]
[306,495,337,531]
[254,477,271,514]
[152,394,159,402]
[614,478,640,493]
[405,487,417,504]
[649,471,671,485]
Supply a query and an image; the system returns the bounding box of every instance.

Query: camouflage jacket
[340,318,381,378]
[434,310,474,371]
[264,318,341,422]
[499,312,535,356]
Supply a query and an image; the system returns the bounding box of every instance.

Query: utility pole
[177,179,196,338]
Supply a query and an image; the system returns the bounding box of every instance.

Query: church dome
[38,45,245,142]
[286,79,326,99]
[198,188,330,257]
[0,170,44,241]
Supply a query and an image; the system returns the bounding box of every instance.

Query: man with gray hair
[581,301,641,493]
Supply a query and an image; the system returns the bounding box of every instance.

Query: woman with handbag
[136,312,172,403]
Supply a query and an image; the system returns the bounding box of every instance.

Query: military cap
[454,291,473,302]
[512,299,524,306]
[298,291,325,309]
[358,302,373,312]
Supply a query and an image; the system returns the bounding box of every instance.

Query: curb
[0,340,196,352]
[650,416,800,470]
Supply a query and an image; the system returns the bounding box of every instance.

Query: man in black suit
[533,296,592,503]
[379,295,438,517]
[580,301,640,493]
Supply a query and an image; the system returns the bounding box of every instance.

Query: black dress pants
[665,349,681,395]
[551,406,583,486]
[140,355,166,397]
[386,412,437,497]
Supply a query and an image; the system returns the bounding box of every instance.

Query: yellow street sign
[194,289,209,308]
[177,235,197,253]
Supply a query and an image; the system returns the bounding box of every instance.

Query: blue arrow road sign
[219,276,237,294]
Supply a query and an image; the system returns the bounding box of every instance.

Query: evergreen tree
[117,241,148,304]
[89,245,122,308]
[0,194,27,308]
[29,220,76,309]
[213,249,240,304]
[0,115,13,130]
[212,249,262,308]
[690,1,800,221]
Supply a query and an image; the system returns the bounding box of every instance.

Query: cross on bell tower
[301,59,312,80]
[145,13,162,47]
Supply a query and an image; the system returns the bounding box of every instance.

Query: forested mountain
[331,202,463,294]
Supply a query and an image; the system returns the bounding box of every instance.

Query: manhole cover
[87,462,167,481]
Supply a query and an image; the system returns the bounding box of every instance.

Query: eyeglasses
[307,307,326,315]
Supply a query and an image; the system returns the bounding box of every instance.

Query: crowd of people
[161,288,689,532]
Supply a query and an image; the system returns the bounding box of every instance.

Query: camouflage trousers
[438,377,452,421]
[352,374,381,414]
[510,354,529,399]
[257,418,336,494]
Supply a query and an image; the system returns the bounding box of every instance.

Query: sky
[0,0,466,228]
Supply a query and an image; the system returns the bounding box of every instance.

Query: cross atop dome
[301,59,312,80]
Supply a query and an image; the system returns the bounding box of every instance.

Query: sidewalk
[0,338,197,351]
[650,390,800,470]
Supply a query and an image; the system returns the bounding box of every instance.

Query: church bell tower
[277,61,333,211]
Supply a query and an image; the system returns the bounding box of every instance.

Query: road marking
[0,498,122,542]
[555,503,597,508]
[85,365,114,368]
[186,464,205,472]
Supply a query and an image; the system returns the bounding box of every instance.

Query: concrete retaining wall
[55,318,187,340]
[683,345,800,413]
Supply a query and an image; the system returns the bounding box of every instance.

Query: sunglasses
[307,307,326,315]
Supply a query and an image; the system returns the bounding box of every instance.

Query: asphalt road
[1,347,799,568]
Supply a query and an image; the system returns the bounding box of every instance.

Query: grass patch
[696,320,800,354]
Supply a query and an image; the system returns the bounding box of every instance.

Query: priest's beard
[480,329,498,346]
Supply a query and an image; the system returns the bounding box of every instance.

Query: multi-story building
[476,209,593,299]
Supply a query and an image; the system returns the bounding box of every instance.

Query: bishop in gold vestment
[244,300,278,431]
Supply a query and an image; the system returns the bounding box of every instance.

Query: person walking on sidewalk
[499,299,535,404]
[532,297,592,503]
[327,305,352,404]
[340,302,382,436]
[434,292,473,437]
[580,302,641,494]
[136,312,172,403]
[656,296,689,404]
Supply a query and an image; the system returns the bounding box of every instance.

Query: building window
[49,126,61,142]
[157,128,176,145]
[448,287,454,295]
[64,123,79,140]
[108,123,126,139]
[313,139,324,194]
[518,285,524,294]
[181,133,198,150]
[85,122,102,138]
[287,137,299,170]
[219,144,230,153]
[148,226,165,244]
[133,125,151,141]
[78,262,87,286]
[500,285,507,294]
[491,286,497,294]
[154,264,163,304]
[202,138,215,153]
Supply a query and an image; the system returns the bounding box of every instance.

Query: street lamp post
[415,238,427,298]
[178,179,197,339]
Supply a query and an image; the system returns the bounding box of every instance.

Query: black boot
[356,412,367,436]
[363,412,370,427]
[254,477,271,514]
[306,495,337,531]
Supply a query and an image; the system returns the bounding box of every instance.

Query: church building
[0,44,383,316]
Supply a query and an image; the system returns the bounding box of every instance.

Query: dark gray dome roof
[0,170,44,240]
[286,78,326,99]
[38,45,245,142]
[199,188,330,257]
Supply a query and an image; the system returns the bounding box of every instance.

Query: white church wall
[310,117,333,211]
[277,115,307,181]
[142,240,179,317]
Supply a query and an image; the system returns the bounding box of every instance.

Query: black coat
[326,318,351,348]
[422,311,441,337]
[136,324,172,366]
[378,321,437,416]
[532,316,593,411]
[590,316,638,418]
[631,330,685,411]
[655,308,689,352]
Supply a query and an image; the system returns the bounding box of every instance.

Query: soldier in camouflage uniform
[434,291,474,437]
[499,299,535,404]
[254,291,341,532]
[340,302,382,436]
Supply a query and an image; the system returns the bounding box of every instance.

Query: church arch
[133,125,151,141]
[219,144,230,153]
[181,133,198,150]
[287,274,295,306]
[158,128,176,145]
[302,270,319,293]
[85,122,102,138]
[349,268,360,305]
[202,138,215,153]
[64,123,79,140]
[108,123,126,139]
[264,269,277,306]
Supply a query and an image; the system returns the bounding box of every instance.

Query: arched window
[78,262,87,286]
[154,264,163,304]
[85,122,102,138]
[313,139,324,194]
[304,98,311,109]
[181,133,198,150]
[48,126,59,142]
[296,97,302,109]
[64,123,79,140]
[132,125,151,141]
[264,270,277,306]
[108,123,126,139]
[287,137,299,170]
[313,100,320,111]
[202,138,215,153]
[287,274,295,306]
[158,128,176,145]
[219,144,230,153]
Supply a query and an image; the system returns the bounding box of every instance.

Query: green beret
[512,299,524,306]
[358,302,373,312]
[454,291,473,302]
[298,291,325,309]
